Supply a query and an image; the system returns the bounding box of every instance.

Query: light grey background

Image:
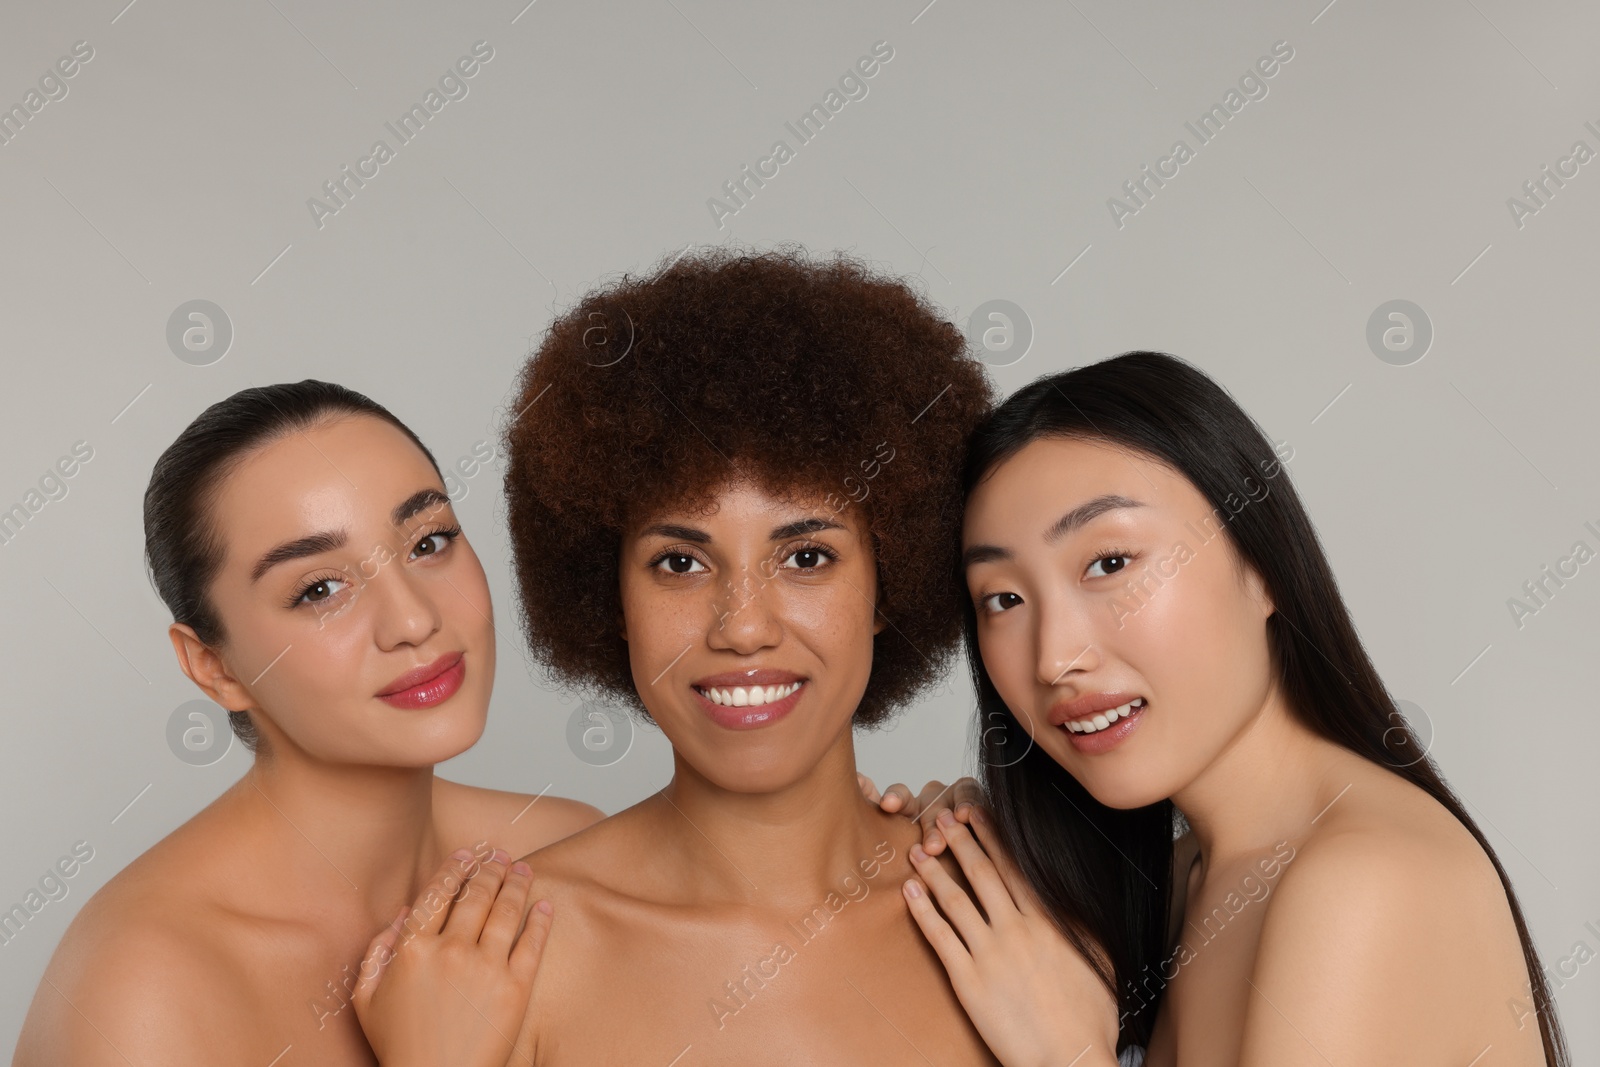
[2,0,1596,1054]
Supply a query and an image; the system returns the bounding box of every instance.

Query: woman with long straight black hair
[895,351,1568,1066]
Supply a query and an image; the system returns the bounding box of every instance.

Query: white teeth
[1067,699,1146,734]
[699,682,802,707]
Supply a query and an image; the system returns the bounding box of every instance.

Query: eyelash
[646,540,840,575]
[1084,545,1136,579]
[973,546,1137,615]
[285,525,463,608]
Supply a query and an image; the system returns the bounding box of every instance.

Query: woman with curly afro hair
[354,244,1040,1064]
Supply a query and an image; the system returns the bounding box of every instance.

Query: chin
[685,741,811,794]
[400,708,489,765]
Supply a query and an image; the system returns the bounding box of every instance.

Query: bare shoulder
[514,800,637,890]
[1242,768,1539,1063]
[15,876,250,1064]
[432,776,604,857]
[1268,770,1509,933]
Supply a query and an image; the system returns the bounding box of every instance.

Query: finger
[901,878,974,980]
[913,779,959,855]
[968,806,1041,916]
[912,779,956,822]
[444,848,511,940]
[937,812,1023,928]
[856,771,883,805]
[509,899,554,984]
[907,841,989,944]
[353,906,408,1009]
[481,859,534,955]
[409,848,479,937]
[950,776,985,821]
[880,782,915,814]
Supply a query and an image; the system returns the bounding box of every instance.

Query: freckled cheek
[620,581,706,661]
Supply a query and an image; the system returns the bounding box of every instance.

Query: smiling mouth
[1063,697,1147,734]
[694,681,805,708]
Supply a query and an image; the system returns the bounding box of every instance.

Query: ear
[617,611,628,643]
[871,610,886,636]
[1242,564,1275,620]
[168,623,254,712]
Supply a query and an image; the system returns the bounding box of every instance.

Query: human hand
[352,847,551,1067]
[857,772,986,855]
[903,809,1120,1067]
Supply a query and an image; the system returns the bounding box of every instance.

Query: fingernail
[909,843,927,863]
[903,880,922,899]
[492,848,510,864]
[936,809,955,828]
[971,807,987,826]
[512,861,531,875]
[450,848,473,860]
[956,802,973,818]
[535,899,553,914]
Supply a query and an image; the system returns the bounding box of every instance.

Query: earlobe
[168,623,251,712]
[1245,567,1275,619]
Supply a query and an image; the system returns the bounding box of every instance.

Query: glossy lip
[1046,690,1146,728]
[377,651,465,708]
[690,668,807,731]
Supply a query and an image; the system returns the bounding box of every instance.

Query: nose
[1034,595,1099,689]
[370,561,443,651]
[706,564,782,656]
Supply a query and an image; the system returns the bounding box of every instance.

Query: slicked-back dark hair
[963,351,1567,1062]
[143,380,442,751]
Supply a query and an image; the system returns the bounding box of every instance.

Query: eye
[1086,551,1133,579]
[780,543,837,570]
[651,551,707,575]
[292,575,350,607]
[978,591,1023,615]
[410,525,462,560]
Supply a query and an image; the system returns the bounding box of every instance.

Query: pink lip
[377,652,466,709]
[691,673,806,731]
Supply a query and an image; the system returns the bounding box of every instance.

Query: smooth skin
[897,436,1547,1066]
[362,476,1002,1065]
[13,415,600,1066]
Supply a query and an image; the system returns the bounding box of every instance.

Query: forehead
[965,436,1191,532]
[209,415,441,567]
[633,473,865,534]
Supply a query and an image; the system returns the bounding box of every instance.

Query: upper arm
[1239,834,1463,1065]
[15,925,243,1066]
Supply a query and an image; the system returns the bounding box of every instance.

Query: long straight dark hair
[962,352,1567,1062]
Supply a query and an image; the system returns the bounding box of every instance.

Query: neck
[653,725,899,911]
[228,748,444,924]
[1170,679,1364,864]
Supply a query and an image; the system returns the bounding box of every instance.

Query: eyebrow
[639,516,846,545]
[249,487,453,583]
[962,493,1146,568]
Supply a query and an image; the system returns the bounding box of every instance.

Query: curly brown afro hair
[502,244,995,727]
